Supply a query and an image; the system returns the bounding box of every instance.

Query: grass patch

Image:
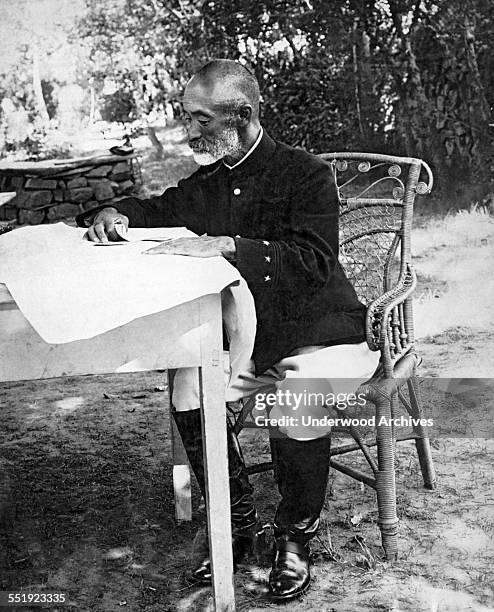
[412,204,493,257]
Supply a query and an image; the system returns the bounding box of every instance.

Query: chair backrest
[319,153,433,368]
[319,153,433,305]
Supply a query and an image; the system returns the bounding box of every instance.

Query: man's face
[182,81,243,165]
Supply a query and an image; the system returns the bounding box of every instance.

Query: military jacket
[77,132,366,375]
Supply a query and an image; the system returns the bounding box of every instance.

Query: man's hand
[144,236,236,259]
[86,207,129,242]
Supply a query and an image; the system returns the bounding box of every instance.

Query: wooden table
[0,283,236,612]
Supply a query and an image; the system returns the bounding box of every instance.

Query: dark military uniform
[77,131,365,375]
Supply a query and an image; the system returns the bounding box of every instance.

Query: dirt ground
[0,369,493,612]
[1,136,493,611]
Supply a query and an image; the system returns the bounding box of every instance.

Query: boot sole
[268,576,311,601]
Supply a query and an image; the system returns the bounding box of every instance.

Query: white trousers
[172,341,380,440]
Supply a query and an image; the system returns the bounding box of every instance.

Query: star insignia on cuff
[264,256,271,263]
[264,275,271,282]
[262,240,270,246]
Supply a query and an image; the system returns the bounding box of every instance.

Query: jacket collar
[226,129,276,179]
[223,127,264,170]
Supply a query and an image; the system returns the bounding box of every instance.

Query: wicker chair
[228,152,437,560]
[171,152,437,561]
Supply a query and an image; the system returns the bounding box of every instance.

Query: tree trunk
[146,124,165,159]
[462,12,491,184]
[31,45,50,125]
[352,18,365,140]
[401,37,433,159]
[89,85,96,125]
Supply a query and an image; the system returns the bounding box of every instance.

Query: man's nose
[187,121,202,141]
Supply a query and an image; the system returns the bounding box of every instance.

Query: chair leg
[374,390,399,560]
[406,377,437,490]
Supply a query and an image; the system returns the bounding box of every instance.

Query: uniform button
[233,188,241,196]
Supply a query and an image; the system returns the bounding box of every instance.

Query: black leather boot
[268,435,331,601]
[172,409,262,584]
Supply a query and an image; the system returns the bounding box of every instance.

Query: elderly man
[77,59,378,601]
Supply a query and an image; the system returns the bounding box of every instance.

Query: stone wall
[0,154,141,224]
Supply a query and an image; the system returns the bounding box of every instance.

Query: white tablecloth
[0,223,257,382]
[0,223,238,343]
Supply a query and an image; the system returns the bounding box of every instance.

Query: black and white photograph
[0,1,493,610]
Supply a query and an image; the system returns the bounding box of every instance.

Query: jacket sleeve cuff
[234,236,281,287]
[75,197,137,228]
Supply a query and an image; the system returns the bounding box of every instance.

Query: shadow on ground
[0,371,492,611]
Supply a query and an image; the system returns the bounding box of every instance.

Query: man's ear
[236,104,253,127]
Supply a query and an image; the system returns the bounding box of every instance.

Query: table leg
[198,294,235,612]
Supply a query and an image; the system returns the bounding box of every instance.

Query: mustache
[189,140,211,152]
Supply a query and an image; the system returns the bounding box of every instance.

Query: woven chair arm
[366,263,417,352]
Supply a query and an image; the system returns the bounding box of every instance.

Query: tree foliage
[353,0,493,194]
[76,0,189,118]
[24,0,494,196]
[189,0,493,194]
